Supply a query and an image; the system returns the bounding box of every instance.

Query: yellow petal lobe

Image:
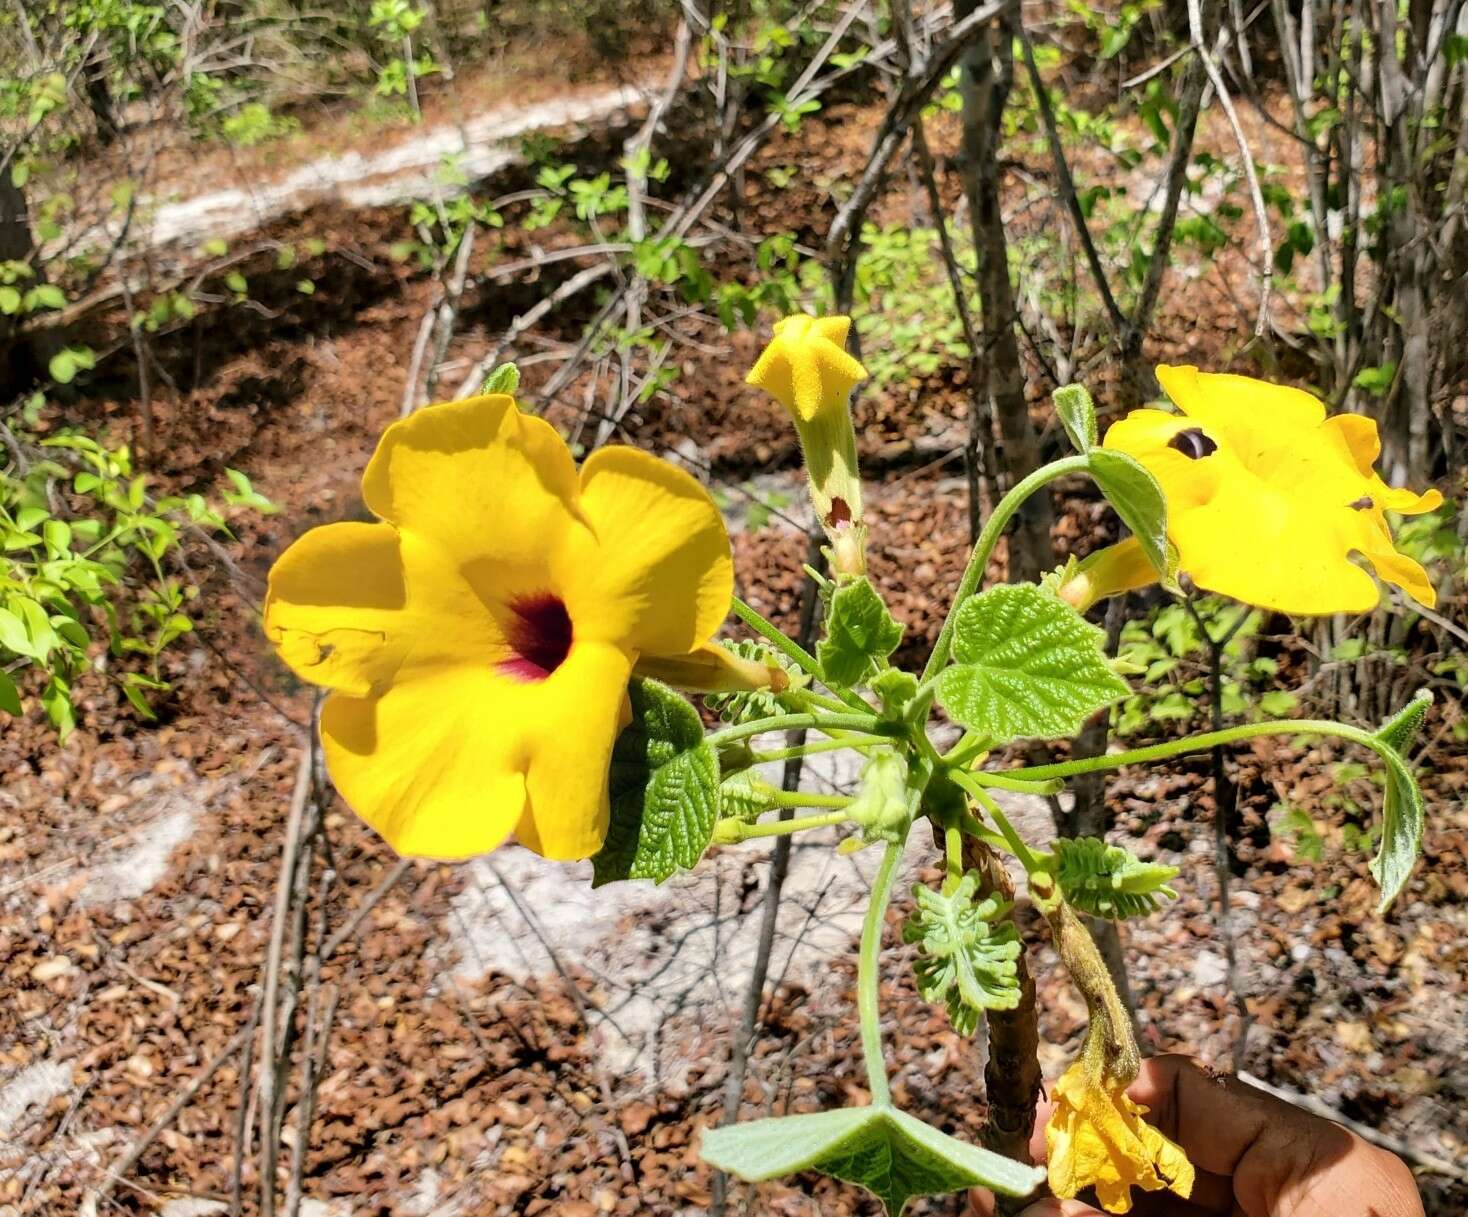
[746,313,867,421]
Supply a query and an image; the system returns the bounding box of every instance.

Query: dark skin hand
[971,1055,1425,1217]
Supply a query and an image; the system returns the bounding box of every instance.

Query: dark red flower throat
[499,595,573,682]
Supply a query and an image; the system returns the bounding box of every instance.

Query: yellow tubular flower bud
[747,314,870,577]
[1056,536,1161,613]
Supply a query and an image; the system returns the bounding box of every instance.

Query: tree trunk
[955,0,1051,582]
[0,165,36,397]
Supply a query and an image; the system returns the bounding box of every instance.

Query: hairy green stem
[764,789,852,810]
[706,712,887,750]
[1005,718,1392,782]
[732,596,869,712]
[716,809,851,842]
[750,736,890,763]
[858,837,905,1106]
[951,770,1043,875]
[922,455,1090,682]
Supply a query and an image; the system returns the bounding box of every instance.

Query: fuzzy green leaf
[819,577,904,687]
[700,1104,1043,1215]
[592,680,719,886]
[937,585,1128,743]
[1050,837,1179,919]
[1087,448,1171,581]
[1053,383,1096,452]
[902,871,1021,1034]
[1375,688,1431,754]
[1369,743,1426,913]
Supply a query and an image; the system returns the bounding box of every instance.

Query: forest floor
[2,41,1466,1217]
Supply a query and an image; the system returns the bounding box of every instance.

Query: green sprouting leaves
[700,1104,1043,1216]
[819,577,904,687]
[903,872,1021,1035]
[1088,448,1172,583]
[1050,381,1171,581]
[480,361,521,396]
[848,751,913,844]
[592,680,720,886]
[1368,690,1431,913]
[704,640,797,725]
[1053,383,1097,452]
[937,585,1128,743]
[1048,837,1179,920]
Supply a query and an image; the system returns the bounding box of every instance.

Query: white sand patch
[0,1059,73,1138]
[440,742,1055,1083]
[135,84,646,251]
[159,1200,228,1217]
[80,794,199,907]
[400,1168,464,1217]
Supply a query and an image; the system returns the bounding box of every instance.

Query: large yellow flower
[264,393,752,862]
[1102,365,1443,614]
[1045,1060,1194,1214]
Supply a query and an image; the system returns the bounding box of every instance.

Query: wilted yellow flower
[265,393,764,862]
[1101,365,1442,615]
[1046,1060,1195,1214]
[747,314,869,575]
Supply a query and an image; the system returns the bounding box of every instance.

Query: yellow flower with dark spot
[1102,365,1443,614]
[1046,1060,1195,1214]
[746,314,866,421]
[747,314,870,575]
[265,393,762,862]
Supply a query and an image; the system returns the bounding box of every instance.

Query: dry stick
[230,989,265,1217]
[422,220,477,405]
[283,981,339,1217]
[400,305,438,417]
[256,744,315,1217]
[92,997,261,1205]
[710,531,827,1217]
[962,835,1043,1211]
[1185,598,1254,1073]
[1237,1071,1468,1182]
[1187,0,1273,336]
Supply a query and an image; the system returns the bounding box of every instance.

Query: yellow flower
[1102,365,1443,615]
[746,314,867,422]
[1046,1060,1195,1214]
[747,314,869,575]
[264,393,760,862]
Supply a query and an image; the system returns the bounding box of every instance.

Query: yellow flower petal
[320,668,529,860]
[632,641,788,692]
[746,313,867,421]
[362,393,582,569]
[515,640,632,860]
[563,445,733,656]
[264,521,504,697]
[1103,367,1442,614]
[1046,1061,1194,1215]
[1057,536,1161,613]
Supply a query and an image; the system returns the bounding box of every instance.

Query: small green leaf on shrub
[1053,383,1096,452]
[937,585,1127,743]
[0,671,20,716]
[819,577,903,687]
[1048,837,1179,919]
[1368,692,1431,912]
[480,362,521,396]
[903,871,1021,1034]
[49,345,96,385]
[1087,448,1171,581]
[592,679,720,886]
[700,1104,1043,1215]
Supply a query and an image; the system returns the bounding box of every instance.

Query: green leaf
[903,871,1021,1034]
[0,670,20,716]
[700,1104,1043,1215]
[1368,692,1431,912]
[1053,383,1096,452]
[480,362,521,395]
[1375,688,1431,754]
[591,679,720,886]
[937,585,1128,743]
[819,578,904,687]
[49,345,96,385]
[1087,448,1171,581]
[1049,837,1179,919]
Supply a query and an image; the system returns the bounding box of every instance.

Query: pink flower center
[498,594,572,682]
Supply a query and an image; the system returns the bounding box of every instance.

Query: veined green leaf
[700,1104,1043,1215]
[1053,383,1096,452]
[592,679,719,886]
[937,585,1127,743]
[1087,448,1171,582]
[1049,837,1178,919]
[819,577,904,687]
